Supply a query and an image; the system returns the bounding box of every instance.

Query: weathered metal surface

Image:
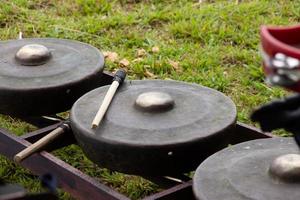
[193,137,300,200]
[269,153,300,182]
[15,44,52,66]
[70,80,237,175]
[0,38,105,116]
[135,91,175,112]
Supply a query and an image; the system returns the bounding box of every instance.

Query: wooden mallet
[91,69,126,129]
[14,122,70,163]
[13,69,126,162]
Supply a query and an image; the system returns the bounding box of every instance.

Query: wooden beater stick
[91,69,126,129]
[14,123,70,163]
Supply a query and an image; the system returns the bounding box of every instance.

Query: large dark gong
[193,137,300,200]
[70,80,237,175]
[0,38,104,116]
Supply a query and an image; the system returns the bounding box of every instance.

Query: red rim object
[260,24,300,92]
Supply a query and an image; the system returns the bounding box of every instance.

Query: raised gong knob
[269,154,300,183]
[135,91,175,112]
[15,44,52,66]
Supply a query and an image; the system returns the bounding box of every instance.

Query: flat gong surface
[0,38,104,89]
[193,137,300,200]
[71,80,236,146]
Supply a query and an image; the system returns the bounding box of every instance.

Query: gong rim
[193,137,300,200]
[0,38,104,90]
[70,79,237,147]
[70,80,237,175]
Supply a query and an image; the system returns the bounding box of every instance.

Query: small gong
[0,38,104,116]
[193,137,300,200]
[70,80,237,175]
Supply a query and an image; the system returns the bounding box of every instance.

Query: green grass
[0,0,298,199]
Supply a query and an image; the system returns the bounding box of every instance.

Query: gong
[193,137,300,200]
[70,80,237,175]
[0,38,104,116]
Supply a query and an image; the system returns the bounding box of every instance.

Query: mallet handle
[92,81,119,128]
[14,124,69,163]
[91,69,126,129]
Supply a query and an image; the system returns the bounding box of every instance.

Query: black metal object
[0,38,105,117]
[0,181,26,200]
[0,175,58,200]
[251,94,300,147]
[39,173,57,194]
[70,80,237,175]
[193,137,300,200]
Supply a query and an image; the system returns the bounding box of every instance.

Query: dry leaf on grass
[137,49,147,57]
[132,58,144,63]
[119,58,130,67]
[168,60,182,72]
[151,46,160,53]
[103,51,119,62]
[144,69,157,78]
[102,51,109,57]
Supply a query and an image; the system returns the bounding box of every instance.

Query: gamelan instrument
[0,38,104,117]
[3,23,300,199]
[193,138,300,200]
[2,37,242,195]
[70,79,237,175]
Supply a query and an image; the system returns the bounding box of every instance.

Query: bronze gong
[193,137,300,200]
[70,80,237,176]
[0,38,104,116]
